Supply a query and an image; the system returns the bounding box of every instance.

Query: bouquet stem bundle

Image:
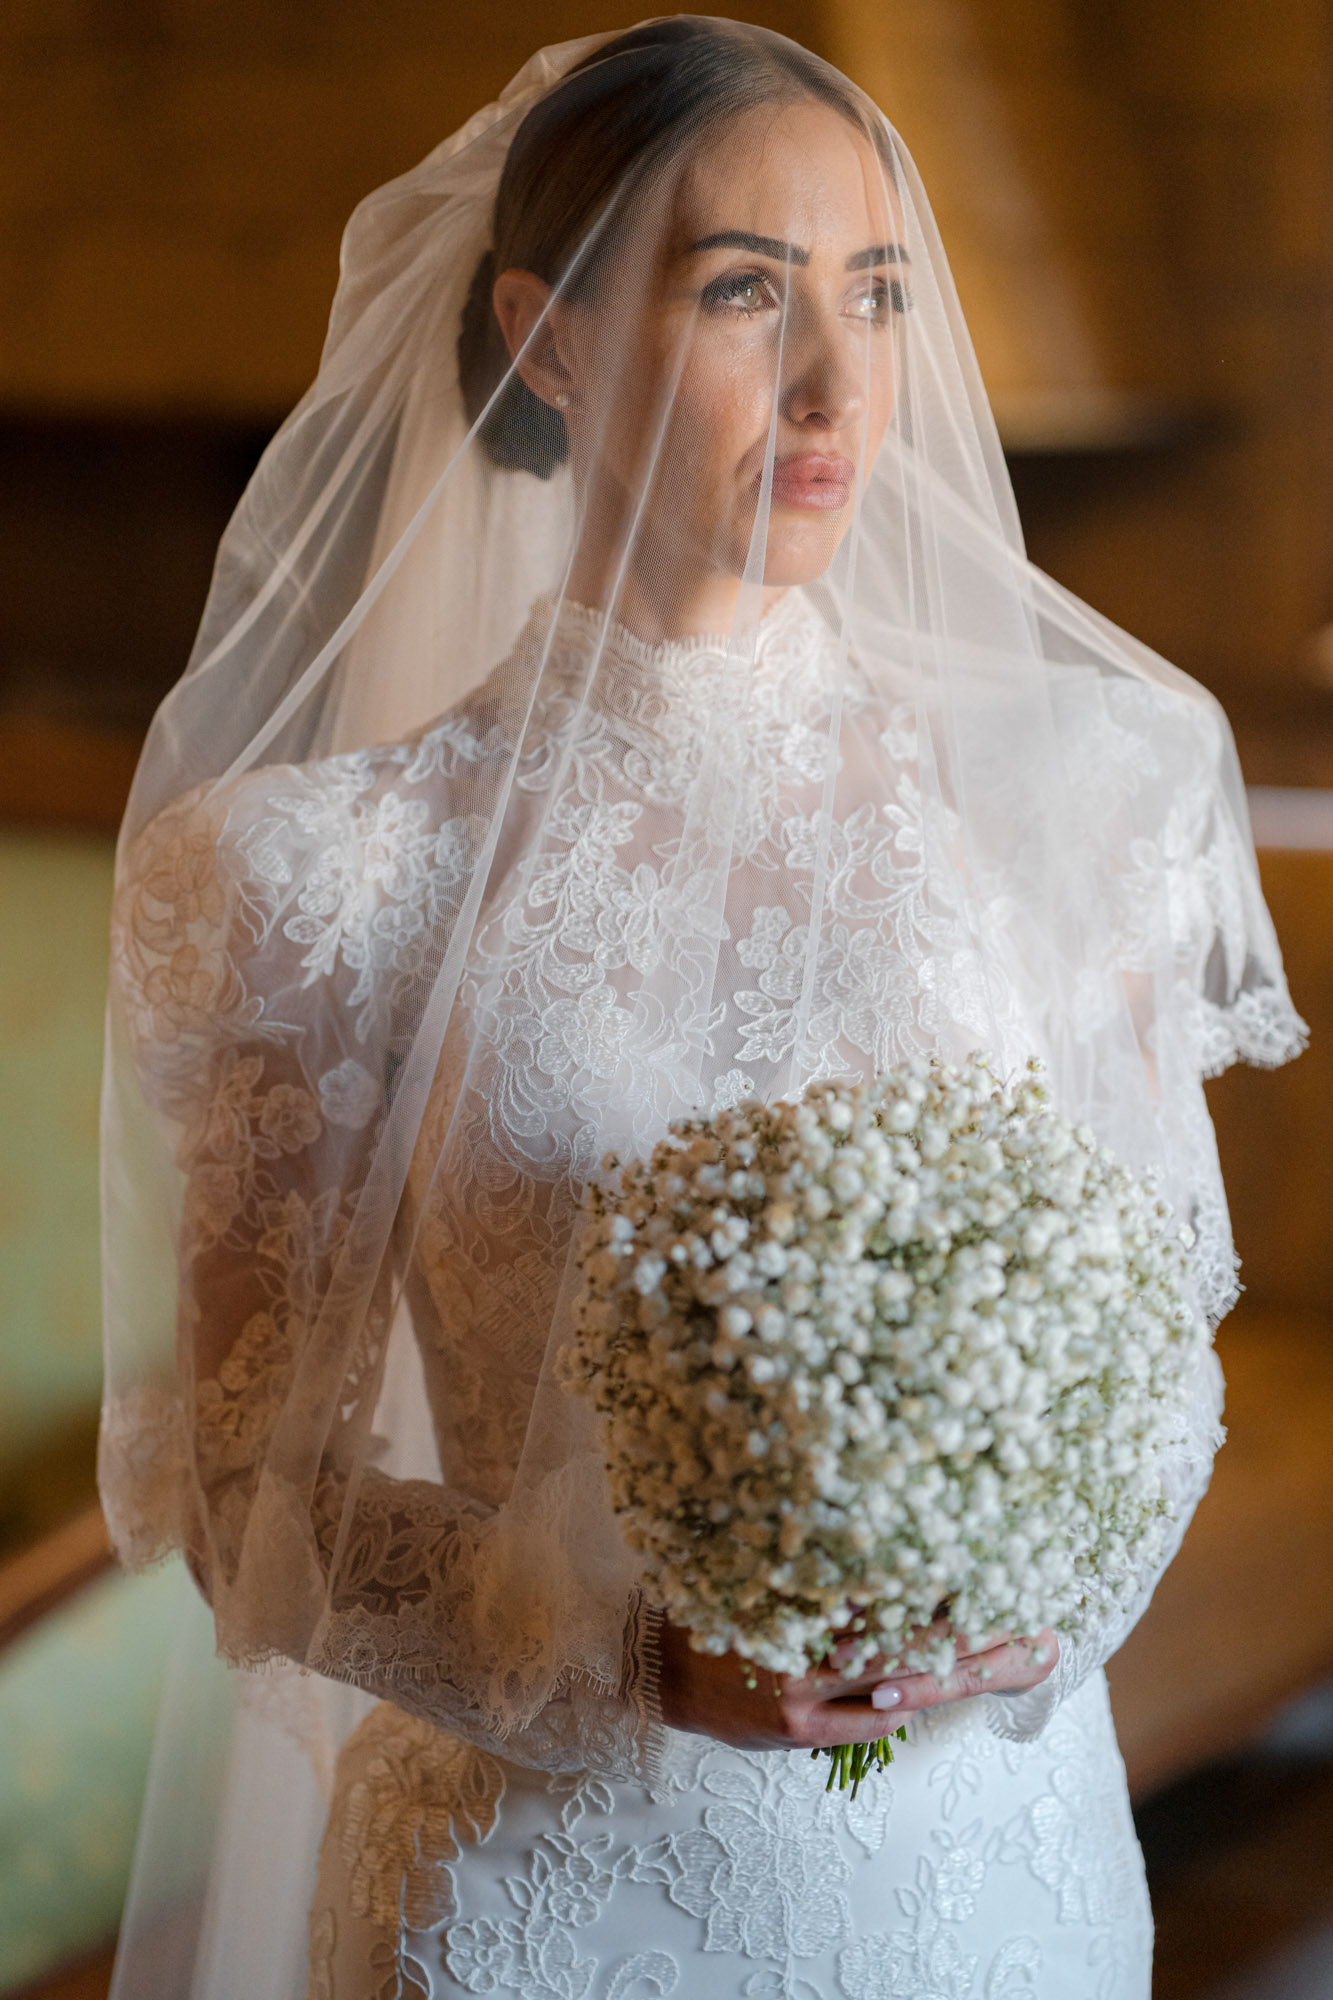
[816,1728,908,1796]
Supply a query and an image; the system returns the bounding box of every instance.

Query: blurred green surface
[0,830,114,1555]
[0,1561,179,1994]
[0,834,192,1995]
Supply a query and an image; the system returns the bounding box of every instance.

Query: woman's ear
[492,268,576,412]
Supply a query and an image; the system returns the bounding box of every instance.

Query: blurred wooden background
[1,0,1331,788]
[1106,848,1333,1795]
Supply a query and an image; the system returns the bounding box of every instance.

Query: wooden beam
[0,1504,115,1657]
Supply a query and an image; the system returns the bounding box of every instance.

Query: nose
[781,319,868,435]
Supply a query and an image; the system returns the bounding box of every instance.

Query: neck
[565,497,787,645]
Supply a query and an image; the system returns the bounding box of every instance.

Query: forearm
[195,1405,665,1779]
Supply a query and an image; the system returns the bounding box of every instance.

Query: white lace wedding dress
[309,1668,1150,2000]
[118,588,1257,2000]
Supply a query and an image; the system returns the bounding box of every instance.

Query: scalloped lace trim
[1196,987,1309,1078]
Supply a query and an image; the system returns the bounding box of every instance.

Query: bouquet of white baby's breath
[560,1054,1208,1789]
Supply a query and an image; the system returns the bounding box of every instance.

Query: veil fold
[99,20,1303,1996]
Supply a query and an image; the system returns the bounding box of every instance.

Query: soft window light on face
[555,98,904,620]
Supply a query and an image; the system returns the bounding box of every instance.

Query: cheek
[668,334,778,490]
[864,348,898,460]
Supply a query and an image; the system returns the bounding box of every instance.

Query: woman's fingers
[791,1659,895,1700]
[661,1615,1059,1751]
[952,1628,1012,1656]
[781,1692,913,1749]
[870,1629,1059,1713]
[804,1707,908,1749]
[803,1623,1013,1697]
[824,1614,956,1674]
[776,1631,1056,1747]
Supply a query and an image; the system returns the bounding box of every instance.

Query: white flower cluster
[561,1055,1208,1681]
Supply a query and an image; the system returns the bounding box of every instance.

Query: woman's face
[588,99,902,601]
[499,96,905,623]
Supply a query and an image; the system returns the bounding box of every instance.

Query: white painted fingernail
[871,1683,903,1710]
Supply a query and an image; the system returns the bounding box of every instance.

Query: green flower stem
[814,1725,908,1794]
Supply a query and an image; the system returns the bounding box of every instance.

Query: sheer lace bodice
[105,586,1288,1795]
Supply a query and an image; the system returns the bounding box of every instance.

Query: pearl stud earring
[554,391,571,408]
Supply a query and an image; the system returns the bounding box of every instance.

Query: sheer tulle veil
[99,19,1303,1995]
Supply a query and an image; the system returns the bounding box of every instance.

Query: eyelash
[701,269,780,317]
[700,269,912,321]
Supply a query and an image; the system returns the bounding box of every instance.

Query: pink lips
[768,452,855,512]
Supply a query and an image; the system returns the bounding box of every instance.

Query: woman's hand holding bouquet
[656,1615,1060,1766]
[561,1055,1206,1791]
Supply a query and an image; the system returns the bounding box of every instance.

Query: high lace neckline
[521,585,833,735]
[548,584,811,677]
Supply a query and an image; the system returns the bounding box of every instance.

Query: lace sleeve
[1081,674,1307,1083]
[974,675,1294,1743]
[108,749,660,1784]
[300,1470,664,1783]
[181,1080,659,1779]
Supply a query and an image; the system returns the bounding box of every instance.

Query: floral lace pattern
[106,588,1300,2000]
[334,1712,506,1931]
[307,1674,1150,1998]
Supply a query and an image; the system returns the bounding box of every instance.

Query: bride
[101,18,1304,1999]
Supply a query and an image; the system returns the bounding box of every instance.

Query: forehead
[668,98,898,253]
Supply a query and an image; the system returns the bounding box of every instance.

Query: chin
[759,511,850,588]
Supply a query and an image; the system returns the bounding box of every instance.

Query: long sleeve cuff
[617,1589,667,1788]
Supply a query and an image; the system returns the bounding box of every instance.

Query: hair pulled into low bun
[456,17,881,478]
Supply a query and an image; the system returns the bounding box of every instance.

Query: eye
[845,278,912,322]
[700,268,780,318]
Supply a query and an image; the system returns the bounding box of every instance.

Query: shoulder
[113,696,508,1048]
[1050,649,1231,775]
[125,673,518,913]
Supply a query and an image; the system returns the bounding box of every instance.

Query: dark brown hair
[457,17,883,476]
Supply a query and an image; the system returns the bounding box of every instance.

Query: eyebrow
[846,242,910,270]
[688,230,911,271]
[690,230,809,265]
